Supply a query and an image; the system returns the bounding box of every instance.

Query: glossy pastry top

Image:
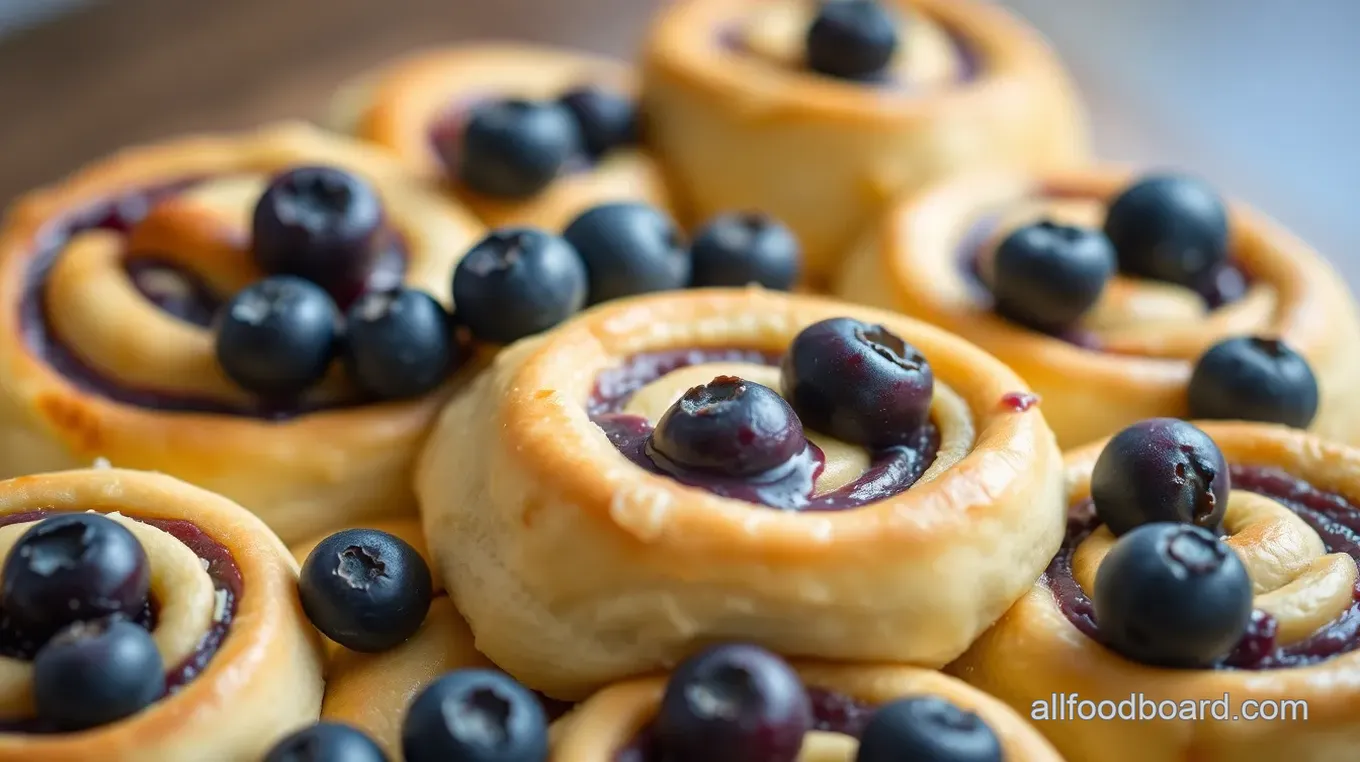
[554,643,1063,762]
[1051,419,1360,672]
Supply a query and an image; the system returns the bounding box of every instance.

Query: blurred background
[0,0,1354,277]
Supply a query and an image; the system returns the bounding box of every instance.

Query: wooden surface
[0,0,662,207]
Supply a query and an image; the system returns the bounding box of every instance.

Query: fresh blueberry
[214,276,340,397]
[251,166,385,299]
[264,722,390,762]
[446,99,582,198]
[990,221,1116,331]
[1091,418,1230,537]
[33,618,163,730]
[780,318,933,448]
[1095,522,1254,668]
[656,644,812,762]
[1103,174,1230,288]
[857,696,1002,762]
[689,212,801,290]
[805,0,899,81]
[451,228,588,344]
[343,288,464,400]
[401,669,548,762]
[2,513,150,636]
[562,203,691,304]
[647,376,805,478]
[299,529,433,653]
[558,86,637,159]
[1189,336,1319,429]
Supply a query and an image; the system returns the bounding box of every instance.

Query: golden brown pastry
[0,467,323,761]
[552,645,1064,760]
[641,0,1088,286]
[0,123,486,542]
[416,287,1064,699]
[950,420,1360,762]
[836,166,1360,449]
[332,42,676,230]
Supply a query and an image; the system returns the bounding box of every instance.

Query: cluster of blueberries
[0,513,165,730]
[212,166,802,404]
[279,525,1005,761]
[1087,418,1255,669]
[988,173,1321,430]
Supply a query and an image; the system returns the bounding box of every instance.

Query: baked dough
[641,0,1087,286]
[949,422,1360,762]
[836,167,1360,449]
[551,662,1063,761]
[0,467,324,762]
[0,123,487,542]
[332,43,676,230]
[416,287,1064,698]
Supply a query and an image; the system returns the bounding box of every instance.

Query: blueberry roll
[416,288,1064,698]
[836,167,1360,448]
[950,420,1360,762]
[642,0,1087,286]
[553,643,1062,761]
[0,468,324,761]
[331,43,675,231]
[0,123,486,541]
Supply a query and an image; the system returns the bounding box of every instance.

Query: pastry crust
[0,468,324,762]
[334,43,677,230]
[551,662,1063,760]
[416,288,1064,698]
[641,0,1087,286]
[948,422,1360,762]
[0,123,487,542]
[836,166,1360,449]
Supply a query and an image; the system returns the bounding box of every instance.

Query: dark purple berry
[33,618,163,730]
[562,203,691,304]
[343,288,464,400]
[857,696,1002,762]
[401,669,547,762]
[1189,336,1319,429]
[990,221,1115,331]
[1091,418,1231,537]
[806,0,899,81]
[647,376,805,478]
[299,529,433,653]
[264,722,390,762]
[1103,174,1230,288]
[214,276,340,397]
[558,86,637,159]
[2,513,150,636]
[1095,522,1253,668]
[780,318,933,448]
[446,99,582,199]
[689,212,801,291]
[451,228,588,344]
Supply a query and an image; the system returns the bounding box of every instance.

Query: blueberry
[1189,336,1319,429]
[33,618,163,730]
[857,696,1002,762]
[1095,522,1253,668]
[806,0,899,81]
[252,166,385,298]
[780,318,933,448]
[656,644,812,762]
[1091,418,1230,537]
[214,276,340,397]
[1103,174,1230,287]
[689,212,801,290]
[343,288,464,400]
[264,722,390,762]
[451,228,588,344]
[299,529,433,653]
[2,513,150,636]
[561,203,691,304]
[647,376,806,478]
[990,221,1115,331]
[558,86,637,160]
[401,669,547,762]
[447,99,582,199]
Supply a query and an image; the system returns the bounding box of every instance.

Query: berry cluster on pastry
[0,1,1352,760]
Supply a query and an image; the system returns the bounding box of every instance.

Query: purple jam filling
[616,687,875,762]
[588,349,940,511]
[20,184,407,419]
[957,209,1250,353]
[0,509,242,733]
[1046,464,1360,669]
